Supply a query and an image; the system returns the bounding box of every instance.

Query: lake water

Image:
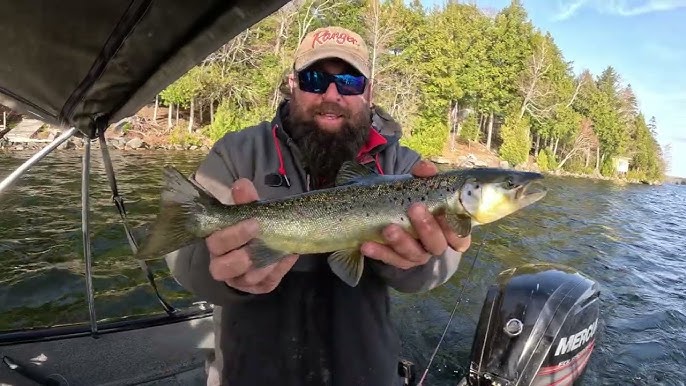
[1,149,684,385]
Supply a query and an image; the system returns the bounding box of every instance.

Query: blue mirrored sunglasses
[297,69,367,96]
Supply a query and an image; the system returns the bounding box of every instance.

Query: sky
[420,0,686,177]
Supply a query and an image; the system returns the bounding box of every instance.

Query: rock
[126,138,144,149]
[58,140,75,150]
[190,145,198,151]
[111,118,131,135]
[499,160,509,169]
[456,153,480,168]
[431,156,451,164]
[14,145,24,151]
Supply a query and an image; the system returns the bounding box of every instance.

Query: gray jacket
[165,101,463,386]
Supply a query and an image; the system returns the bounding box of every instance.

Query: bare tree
[375,68,421,138]
[556,117,599,170]
[518,39,553,122]
[663,143,672,174]
[364,0,400,97]
[296,0,340,45]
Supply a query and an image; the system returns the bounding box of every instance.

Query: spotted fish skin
[137,162,547,286]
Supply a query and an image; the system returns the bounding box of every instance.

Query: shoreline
[0,135,662,186]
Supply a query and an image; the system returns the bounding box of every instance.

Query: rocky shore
[0,123,662,186]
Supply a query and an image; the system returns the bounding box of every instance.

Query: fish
[136,161,547,287]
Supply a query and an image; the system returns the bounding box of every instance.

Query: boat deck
[0,315,214,385]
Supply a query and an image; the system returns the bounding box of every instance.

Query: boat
[0,2,602,385]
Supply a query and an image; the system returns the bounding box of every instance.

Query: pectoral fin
[328,248,364,287]
[335,161,376,186]
[247,239,290,268]
[446,212,473,237]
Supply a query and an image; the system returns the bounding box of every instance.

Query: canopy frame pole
[96,123,177,315]
[81,135,98,337]
[0,127,77,195]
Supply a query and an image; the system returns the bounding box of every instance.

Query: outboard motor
[457,263,601,386]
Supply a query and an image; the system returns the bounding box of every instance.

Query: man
[165,26,471,386]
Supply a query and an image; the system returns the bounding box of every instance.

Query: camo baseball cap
[294,26,371,78]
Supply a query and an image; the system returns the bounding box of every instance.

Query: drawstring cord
[272,125,291,187]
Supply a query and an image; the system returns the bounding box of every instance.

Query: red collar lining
[356,128,387,159]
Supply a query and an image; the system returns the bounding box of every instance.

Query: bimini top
[0,0,290,133]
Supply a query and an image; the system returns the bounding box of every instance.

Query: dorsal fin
[335,161,376,186]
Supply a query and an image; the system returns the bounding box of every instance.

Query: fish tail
[136,166,221,259]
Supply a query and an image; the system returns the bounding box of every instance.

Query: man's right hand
[206,178,298,294]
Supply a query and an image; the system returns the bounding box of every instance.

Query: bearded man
[165,26,471,386]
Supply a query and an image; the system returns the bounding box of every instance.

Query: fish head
[453,168,547,225]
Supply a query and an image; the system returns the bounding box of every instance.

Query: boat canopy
[0,0,292,345]
[0,0,291,134]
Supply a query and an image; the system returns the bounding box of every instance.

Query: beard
[285,98,372,186]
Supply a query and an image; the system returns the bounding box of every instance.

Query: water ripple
[2,151,686,385]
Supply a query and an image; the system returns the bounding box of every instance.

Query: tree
[663,143,672,174]
[148,0,665,181]
[499,111,530,166]
[556,117,598,170]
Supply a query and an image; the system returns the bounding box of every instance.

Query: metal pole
[0,126,77,195]
[81,138,98,337]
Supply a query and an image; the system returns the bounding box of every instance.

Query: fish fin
[246,239,290,268]
[159,166,222,207]
[136,167,221,259]
[335,161,376,186]
[328,248,365,287]
[446,212,473,237]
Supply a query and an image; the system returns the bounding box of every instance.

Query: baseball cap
[293,26,370,78]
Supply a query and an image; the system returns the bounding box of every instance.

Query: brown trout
[137,161,547,286]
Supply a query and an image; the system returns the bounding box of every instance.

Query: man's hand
[206,178,298,294]
[361,160,471,270]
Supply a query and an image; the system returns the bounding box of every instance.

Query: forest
[153,0,669,183]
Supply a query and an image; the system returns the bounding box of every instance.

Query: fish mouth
[514,180,547,204]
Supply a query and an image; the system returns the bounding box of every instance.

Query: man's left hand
[361,160,472,270]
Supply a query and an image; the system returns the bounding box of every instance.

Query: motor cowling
[460,263,601,386]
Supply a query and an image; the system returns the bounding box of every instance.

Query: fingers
[209,248,253,281]
[407,204,448,256]
[206,219,260,257]
[361,241,417,270]
[436,215,472,253]
[232,178,259,204]
[362,203,472,270]
[227,254,299,294]
[410,159,438,178]
[206,178,296,294]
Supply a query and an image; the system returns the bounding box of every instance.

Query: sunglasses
[297,69,367,96]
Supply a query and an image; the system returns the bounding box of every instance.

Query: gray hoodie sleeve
[368,145,464,293]
[164,142,259,305]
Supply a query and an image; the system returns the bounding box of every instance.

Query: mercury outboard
[457,263,601,386]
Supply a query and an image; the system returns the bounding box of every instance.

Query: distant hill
[665,175,686,185]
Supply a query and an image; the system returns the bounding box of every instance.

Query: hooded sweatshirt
[164,100,463,386]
